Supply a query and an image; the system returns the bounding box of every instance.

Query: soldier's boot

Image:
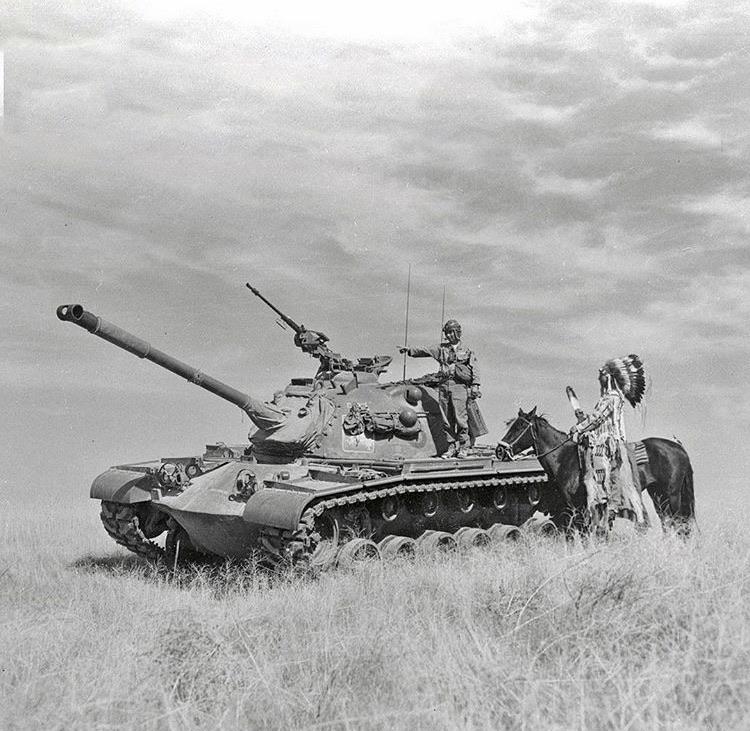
[455,444,469,459]
[440,443,458,459]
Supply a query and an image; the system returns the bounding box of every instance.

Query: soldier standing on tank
[400,319,481,458]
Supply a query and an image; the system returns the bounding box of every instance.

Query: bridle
[497,415,573,460]
[497,418,534,458]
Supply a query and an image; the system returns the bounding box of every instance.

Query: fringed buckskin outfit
[570,355,646,525]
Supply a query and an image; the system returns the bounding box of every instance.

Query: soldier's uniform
[405,320,480,457]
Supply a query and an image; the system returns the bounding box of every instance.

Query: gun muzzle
[57,304,98,331]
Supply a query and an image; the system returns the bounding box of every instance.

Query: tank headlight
[157,462,187,489]
[236,469,257,496]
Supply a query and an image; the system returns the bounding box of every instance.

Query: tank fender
[90,468,156,504]
[242,488,313,532]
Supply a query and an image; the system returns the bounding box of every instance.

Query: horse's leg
[642,442,696,535]
[573,506,590,537]
[592,503,609,539]
[638,448,672,531]
[572,502,599,540]
[548,476,586,540]
[645,480,670,530]
[672,461,696,536]
[551,505,577,540]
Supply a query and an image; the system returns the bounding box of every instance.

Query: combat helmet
[442,319,462,338]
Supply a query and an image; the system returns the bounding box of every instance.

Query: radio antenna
[440,284,446,340]
[402,264,412,380]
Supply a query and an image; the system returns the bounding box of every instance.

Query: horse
[498,407,696,535]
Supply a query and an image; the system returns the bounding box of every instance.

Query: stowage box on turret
[56,288,550,569]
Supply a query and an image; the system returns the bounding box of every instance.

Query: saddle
[627,440,653,488]
[628,440,649,466]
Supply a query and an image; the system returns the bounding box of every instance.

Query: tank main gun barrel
[56,304,285,430]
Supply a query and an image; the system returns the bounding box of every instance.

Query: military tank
[56,288,550,569]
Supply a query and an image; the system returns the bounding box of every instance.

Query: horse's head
[496,407,538,460]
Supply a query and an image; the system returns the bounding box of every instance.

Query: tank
[56,290,549,569]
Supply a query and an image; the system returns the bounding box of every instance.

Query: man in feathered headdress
[569,354,646,528]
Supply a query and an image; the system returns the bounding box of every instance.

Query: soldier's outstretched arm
[403,345,441,360]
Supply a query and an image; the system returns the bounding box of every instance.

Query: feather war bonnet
[600,354,645,407]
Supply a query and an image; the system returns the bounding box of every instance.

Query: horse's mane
[532,412,568,438]
[505,412,555,427]
[506,410,567,439]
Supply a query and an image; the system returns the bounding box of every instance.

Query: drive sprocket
[99,501,164,561]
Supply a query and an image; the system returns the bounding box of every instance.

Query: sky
[1,0,748,517]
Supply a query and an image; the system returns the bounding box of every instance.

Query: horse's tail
[674,452,697,535]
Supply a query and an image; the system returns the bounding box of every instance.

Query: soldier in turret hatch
[400,319,481,458]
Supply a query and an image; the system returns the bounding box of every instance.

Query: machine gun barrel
[246,283,305,335]
[56,304,283,429]
[246,283,335,367]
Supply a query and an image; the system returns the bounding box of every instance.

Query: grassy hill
[1,504,748,730]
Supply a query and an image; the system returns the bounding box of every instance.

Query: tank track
[279,473,546,567]
[99,501,164,561]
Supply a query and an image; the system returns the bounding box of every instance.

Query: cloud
[651,119,723,148]
[500,93,579,125]
[649,269,750,345]
[534,173,610,199]
[681,190,750,233]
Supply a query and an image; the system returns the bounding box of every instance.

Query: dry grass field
[1,503,749,730]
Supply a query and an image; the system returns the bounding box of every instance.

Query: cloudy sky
[2,0,748,515]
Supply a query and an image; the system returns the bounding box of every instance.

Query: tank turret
[56,303,435,462]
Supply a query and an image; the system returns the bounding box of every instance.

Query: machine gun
[246,284,392,377]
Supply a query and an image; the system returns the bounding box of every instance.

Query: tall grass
[1,504,749,730]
